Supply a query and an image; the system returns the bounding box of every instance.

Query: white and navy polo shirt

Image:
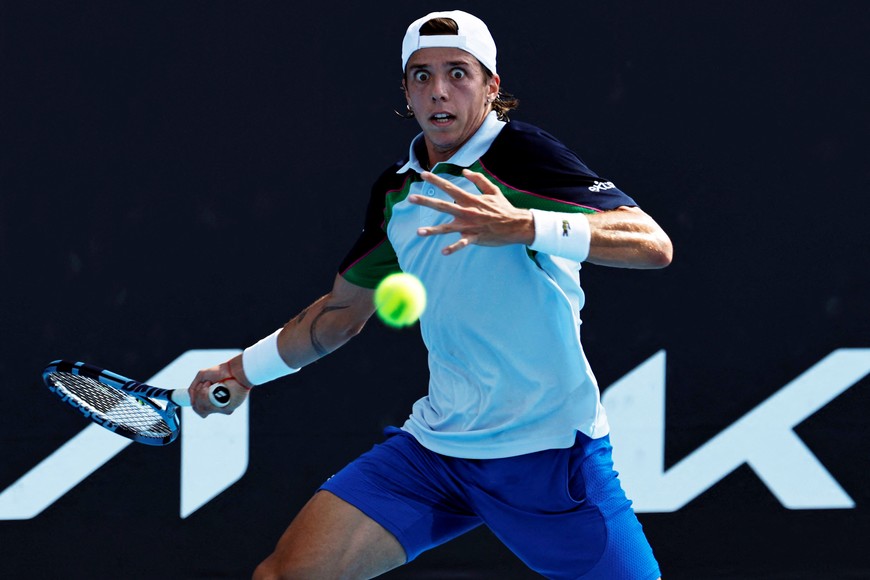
[339,112,637,459]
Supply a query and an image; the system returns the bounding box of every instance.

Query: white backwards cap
[401,10,497,74]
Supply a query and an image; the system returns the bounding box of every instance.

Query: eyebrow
[408,60,475,70]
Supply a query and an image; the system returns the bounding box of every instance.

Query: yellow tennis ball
[374,273,427,328]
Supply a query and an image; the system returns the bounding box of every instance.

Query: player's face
[404,48,500,166]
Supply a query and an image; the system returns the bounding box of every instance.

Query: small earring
[395,104,415,119]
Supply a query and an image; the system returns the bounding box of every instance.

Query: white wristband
[242,328,300,386]
[528,209,592,262]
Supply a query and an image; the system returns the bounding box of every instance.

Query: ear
[402,78,411,105]
[487,73,501,101]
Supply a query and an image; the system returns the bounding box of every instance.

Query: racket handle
[208,383,231,407]
[171,383,231,408]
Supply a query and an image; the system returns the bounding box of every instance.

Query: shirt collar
[397,111,506,174]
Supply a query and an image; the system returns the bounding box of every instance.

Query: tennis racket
[42,360,231,446]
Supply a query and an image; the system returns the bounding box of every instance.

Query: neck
[424,140,462,168]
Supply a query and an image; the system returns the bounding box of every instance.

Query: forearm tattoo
[310,305,349,357]
[293,307,309,325]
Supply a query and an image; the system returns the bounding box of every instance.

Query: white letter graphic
[603,349,870,512]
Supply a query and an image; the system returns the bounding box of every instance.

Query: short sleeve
[479,121,636,212]
[338,164,404,289]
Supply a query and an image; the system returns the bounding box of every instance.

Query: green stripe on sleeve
[341,239,401,289]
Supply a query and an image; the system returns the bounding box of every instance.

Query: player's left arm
[585,205,672,269]
[412,169,672,269]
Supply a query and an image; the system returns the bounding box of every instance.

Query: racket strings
[47,372,173,439]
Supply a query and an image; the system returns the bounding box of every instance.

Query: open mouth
[430,112,455,125]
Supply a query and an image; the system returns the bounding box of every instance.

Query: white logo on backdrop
[2,348,867,519]
[603,349,870,513]
[0,350,247,520]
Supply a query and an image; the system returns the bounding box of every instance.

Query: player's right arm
[188,274,375,417]
[261,273,376,369]
[191,163,402,417]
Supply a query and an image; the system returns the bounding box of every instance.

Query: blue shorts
[320,428,660,580]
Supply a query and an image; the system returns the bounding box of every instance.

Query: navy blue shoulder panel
[337,160,406,276]
[480,121,636,211]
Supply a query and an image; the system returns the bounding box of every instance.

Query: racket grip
[208,383,231,407]
[172,383,231,408]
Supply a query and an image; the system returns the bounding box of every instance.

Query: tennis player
[189,10,671,579]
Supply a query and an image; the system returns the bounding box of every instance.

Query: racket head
[42,360,180,446]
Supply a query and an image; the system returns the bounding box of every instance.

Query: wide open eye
[450,68,466,80]
[413,70,430,82]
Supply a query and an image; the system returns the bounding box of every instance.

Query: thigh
[321,428,482,561]
[569,435,660,580]
[254,490,406,580]
[470,434,660,580]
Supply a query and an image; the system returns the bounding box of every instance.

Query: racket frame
[42,360,226,446]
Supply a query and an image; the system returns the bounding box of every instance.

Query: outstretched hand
[409,169,534,255]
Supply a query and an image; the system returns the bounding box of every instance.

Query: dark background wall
[2,1,868,578]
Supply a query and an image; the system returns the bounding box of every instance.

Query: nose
[430,76,448,102]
